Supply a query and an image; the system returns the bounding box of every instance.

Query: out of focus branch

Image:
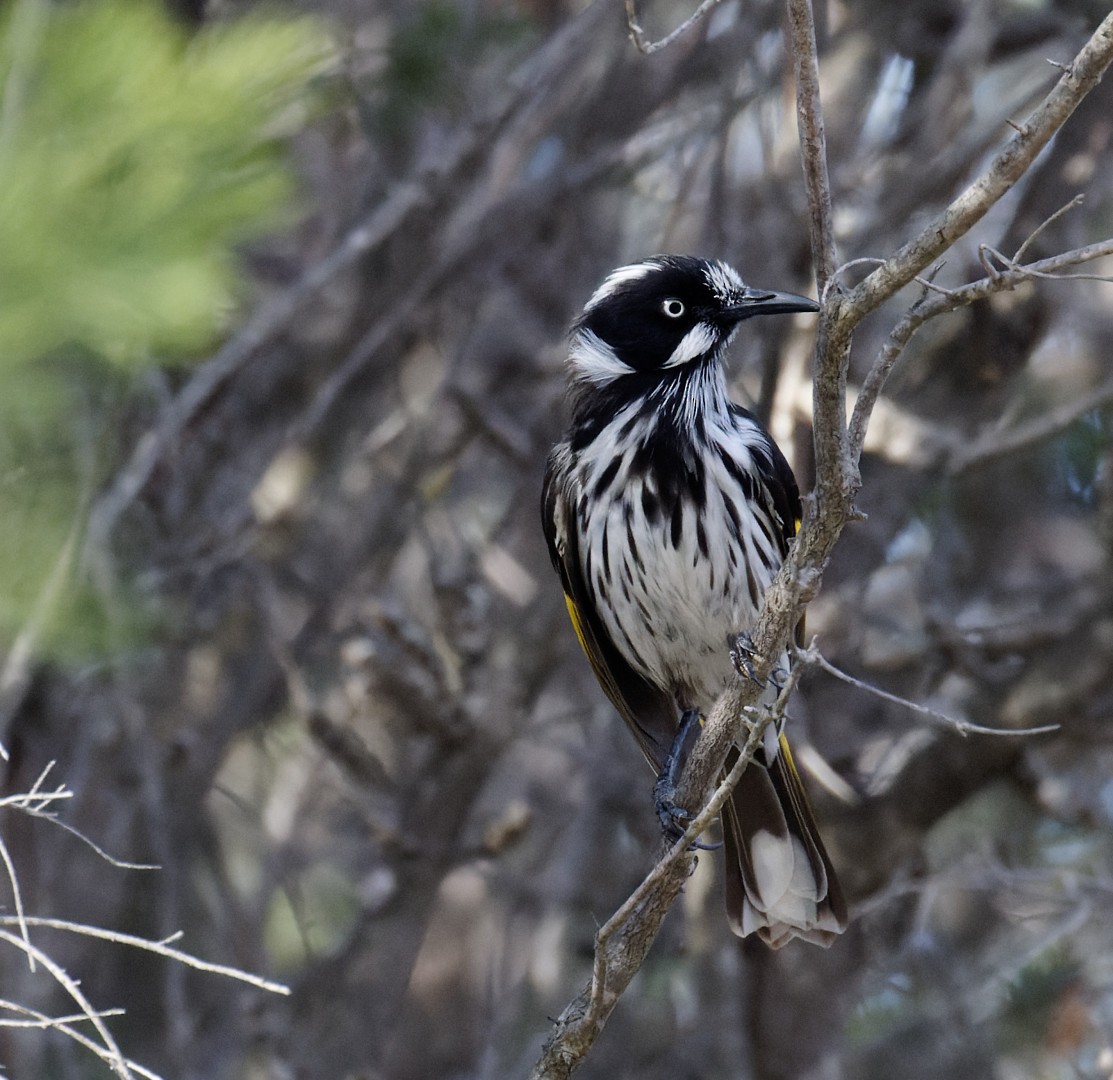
[624,0,725,55]
[797,643,1059,737]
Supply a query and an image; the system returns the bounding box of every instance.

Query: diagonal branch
[847,235,1113,460]
[843,11,1113,324]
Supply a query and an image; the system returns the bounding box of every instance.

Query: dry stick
[624,0,725,55]
[844,10,1113,324]
[847,236,1113,461]
[0,916,290,995]
[0,927,133,1079]
[798,644,1059,738]
[530,7,1113,1079]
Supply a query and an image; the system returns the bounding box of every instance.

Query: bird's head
[569,255,818,385]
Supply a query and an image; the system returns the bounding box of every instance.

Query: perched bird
[541,255,846,948]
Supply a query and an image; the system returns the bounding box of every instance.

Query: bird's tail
[720,734,847,948]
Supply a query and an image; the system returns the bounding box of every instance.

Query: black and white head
[569,255,818,388]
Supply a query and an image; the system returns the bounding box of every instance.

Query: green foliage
[0,0,327,365]
[0,0,327,651]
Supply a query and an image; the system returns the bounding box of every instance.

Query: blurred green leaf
[0,0,328,652]
[0,0,328,366]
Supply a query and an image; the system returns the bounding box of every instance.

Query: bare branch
[848,236,1113,459]
[0,916,290,995]
[798,643,1060,738]
[787,0,837,290]
[530,674,799,1079]
[0,926,133,1079]
[624,0,726,55]
[1012,193,1085,263]
[0,998,161,1080]
[844,11,1113,323]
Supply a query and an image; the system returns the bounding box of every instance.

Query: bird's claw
[654,778,721,851]
[730,632,766,688]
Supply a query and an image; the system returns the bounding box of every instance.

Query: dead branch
[843,9,1113,323]
[848,235,1113,459]
[797,642,1059,738]
[624,0,725,55]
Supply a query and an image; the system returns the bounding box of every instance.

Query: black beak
[722,289,820,322]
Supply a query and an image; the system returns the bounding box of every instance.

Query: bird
[541,254,846,948]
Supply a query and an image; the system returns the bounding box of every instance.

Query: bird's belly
[587,489,771,709]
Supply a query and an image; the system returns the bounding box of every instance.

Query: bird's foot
[730,632,767,687]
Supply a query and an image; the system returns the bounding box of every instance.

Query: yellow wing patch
[564,593,591,657]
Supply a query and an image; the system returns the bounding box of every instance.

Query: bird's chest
[576,448,774,707]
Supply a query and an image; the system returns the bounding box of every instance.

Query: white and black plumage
[542,254,846,948]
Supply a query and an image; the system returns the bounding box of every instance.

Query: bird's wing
[542,445,678,771]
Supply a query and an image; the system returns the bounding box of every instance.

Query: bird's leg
[730,631,767,688]
[654,708,721,850]
[767,665,790,694]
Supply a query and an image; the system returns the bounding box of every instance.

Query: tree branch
[529,669,802,1080]
[624,0,725,55]
[786,0,837,291]
[848,235,1113,460]
[843,10,1113,323]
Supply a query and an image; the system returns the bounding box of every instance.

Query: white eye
[662,298,685,318]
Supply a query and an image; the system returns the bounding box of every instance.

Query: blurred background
[1,0,1112,1077]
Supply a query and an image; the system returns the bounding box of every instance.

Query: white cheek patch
[665,322,717,367]
[568,328,632,384]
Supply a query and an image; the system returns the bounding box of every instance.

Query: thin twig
[0,834,32,972]
[844,10,1113,322]
[0,998,161,1080]
[848,235,1113,460]
[2,762,160,871]
[0,1000,126,1028]
[797,643,1059,737]
[624,0,725,55]
[0,916,290,995]
[1013,193,1085,263]
[0,927,133,1079]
